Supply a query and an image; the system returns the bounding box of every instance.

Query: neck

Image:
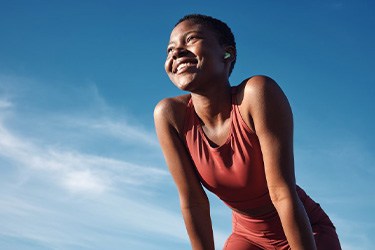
[191,82,232,127]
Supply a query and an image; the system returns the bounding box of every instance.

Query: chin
[172,74,198,91]
[175,81,193,91]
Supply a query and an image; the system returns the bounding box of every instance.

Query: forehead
[169,20,217,42]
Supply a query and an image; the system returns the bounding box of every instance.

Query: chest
[186,123,267,194]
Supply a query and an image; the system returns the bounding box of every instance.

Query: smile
[172,58,198,74]
[176,62,196,73]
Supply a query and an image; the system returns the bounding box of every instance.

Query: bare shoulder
[238,75,285,100]
[235,75,292,132]
[154,94,191,134]
[236,75,289,108]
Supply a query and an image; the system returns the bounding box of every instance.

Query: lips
[173,58,198,74]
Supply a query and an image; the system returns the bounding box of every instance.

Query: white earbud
[224,52,231,59]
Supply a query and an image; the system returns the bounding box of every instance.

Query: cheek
[164,58,172,73]
[164,60,175,83]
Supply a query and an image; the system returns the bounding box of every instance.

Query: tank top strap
[231,86,238,105]
[231,86,240,118]
[182,94,194,137]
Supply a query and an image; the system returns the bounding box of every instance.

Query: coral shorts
[224,189,341,250]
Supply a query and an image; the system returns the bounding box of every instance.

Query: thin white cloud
[69,116,159,147]
[0,189,190,249]
[0,98,13,109]
[294,131,374,250]
[0,77,192,249]
[63,169,108,194]
[332,214,372,250]
[0,75,232,249]
[0,74,159,148]
[0,119,167,195]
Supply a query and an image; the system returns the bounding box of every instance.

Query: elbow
[268,186,298,209]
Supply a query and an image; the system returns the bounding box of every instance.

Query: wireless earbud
[224,52,231,59]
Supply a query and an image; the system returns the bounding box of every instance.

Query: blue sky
[0,1,374,249]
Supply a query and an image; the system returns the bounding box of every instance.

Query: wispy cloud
[69,116,159,148]
[0,98,12,109]
[332,214,373,250]
[0,117,168,194]
[294,123,374,250]
[0,76,194,249]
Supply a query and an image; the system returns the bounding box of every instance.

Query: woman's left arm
[245,75,317,250]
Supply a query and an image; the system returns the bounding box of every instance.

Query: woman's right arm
[154,98,215,250]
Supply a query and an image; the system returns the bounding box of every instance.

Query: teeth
[176,62,194,72]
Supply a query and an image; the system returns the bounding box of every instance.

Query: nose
[171,48,188,60]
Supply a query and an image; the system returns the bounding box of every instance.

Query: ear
[224,46,236,62]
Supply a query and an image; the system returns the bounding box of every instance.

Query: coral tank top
[183,87,273,211]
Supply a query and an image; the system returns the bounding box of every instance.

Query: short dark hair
[175,14,237,76]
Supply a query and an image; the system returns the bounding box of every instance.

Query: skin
[154,20,317,250]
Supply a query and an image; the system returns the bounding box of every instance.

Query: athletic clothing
[183,87,271,211]
[225,188,341,249]
[183,87,341,249]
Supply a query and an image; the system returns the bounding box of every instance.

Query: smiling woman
[154,14,341,250]
[164,16,235,93]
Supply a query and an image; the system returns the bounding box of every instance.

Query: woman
[154,14,341,250]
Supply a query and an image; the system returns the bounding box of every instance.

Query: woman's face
[165,20,228,92]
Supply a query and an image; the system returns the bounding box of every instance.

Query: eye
[186,35,198,43]
[167,46,174,54]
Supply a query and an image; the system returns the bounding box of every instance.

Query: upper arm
[244,76,296,203]
[154,98,208,208]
